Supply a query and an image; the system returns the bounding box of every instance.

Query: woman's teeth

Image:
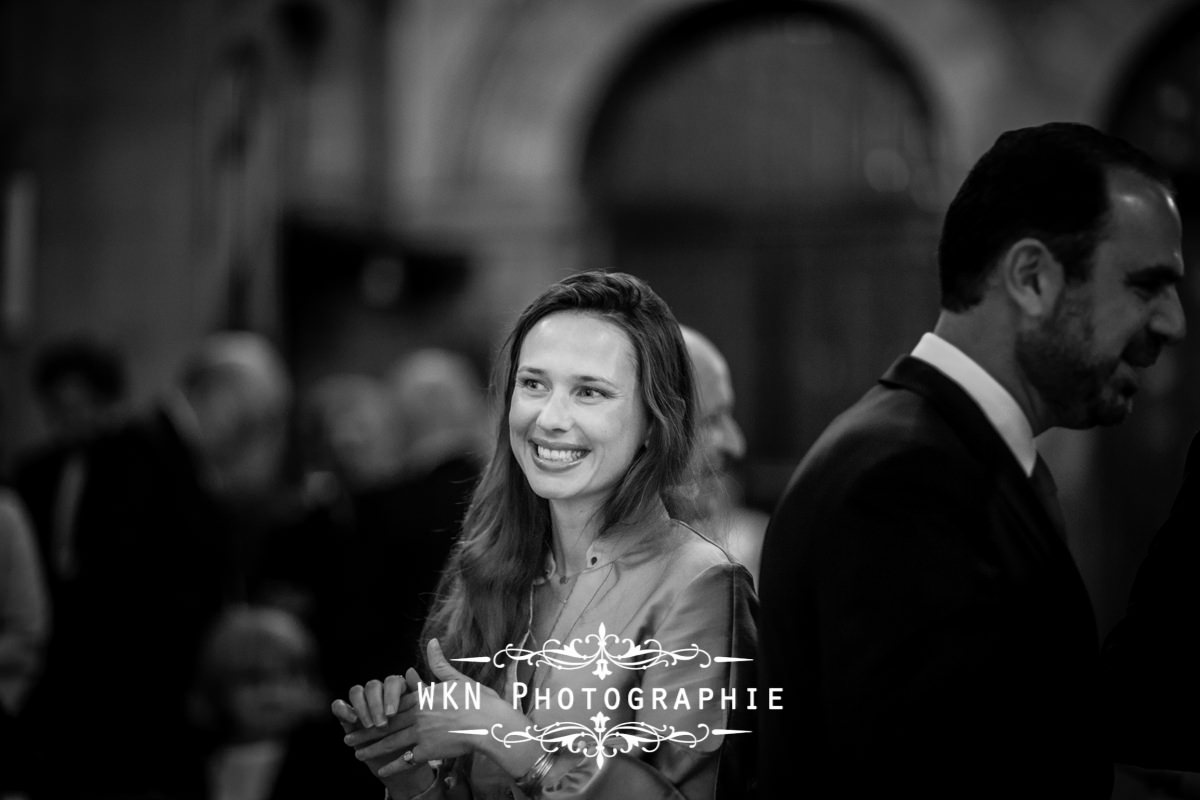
[537,445,585,462]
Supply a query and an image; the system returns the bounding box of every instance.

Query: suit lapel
[878,356,1075,567]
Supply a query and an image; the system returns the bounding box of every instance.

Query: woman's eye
[578,386,608,399]
[518,377,544,391]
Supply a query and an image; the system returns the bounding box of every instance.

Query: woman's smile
[531,441,590,466]
[508,311,648,517]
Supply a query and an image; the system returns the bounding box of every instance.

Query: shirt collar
[911,332,1037,476]
[534,502,672,584]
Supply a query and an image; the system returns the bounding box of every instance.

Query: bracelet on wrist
[515,750,558,795]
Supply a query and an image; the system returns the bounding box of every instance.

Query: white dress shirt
[911,332,1037,477]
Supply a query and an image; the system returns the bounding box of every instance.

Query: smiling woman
[331,271,757,800]
[509,312,649,524]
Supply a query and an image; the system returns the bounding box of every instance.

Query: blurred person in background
[27,334,128,444]
[0,489,48,799]
[256,373,410,689]
[23,330,292,800]
[11,335,128,599]
[386,347,491,484]
[297,374,405,508]
[674,325,768,585]
[255,363,479,695]
[171,605,376,800]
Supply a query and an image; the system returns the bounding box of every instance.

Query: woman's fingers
[342,725,390,749]
[354,728,415,763]
[347,684,371,728]
[346,675,406,728]
[426,638,473,683]
[330,698,359,733]
[364,679,387,727]
[344,707,415,747]
[397,689,420,714]
[377,747,423,778]
[384,673,405,716]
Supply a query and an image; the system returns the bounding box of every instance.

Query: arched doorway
[581,1,942,509]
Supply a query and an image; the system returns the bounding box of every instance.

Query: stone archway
[578,1,943,507]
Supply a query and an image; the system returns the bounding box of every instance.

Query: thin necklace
[521,564,614,706]
[526,568,608,646]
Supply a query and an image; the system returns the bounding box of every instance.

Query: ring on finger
[402,749,416,765]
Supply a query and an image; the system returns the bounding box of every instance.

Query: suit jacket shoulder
[767,356,1062,572]
[757,355,1109,798]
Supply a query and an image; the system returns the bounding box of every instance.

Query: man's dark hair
[938,122,1174,311]
[32,336,127,403]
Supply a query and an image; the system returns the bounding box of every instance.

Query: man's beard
[1015,291,1131,429]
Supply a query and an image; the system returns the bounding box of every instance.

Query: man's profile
[757,121,1185,798]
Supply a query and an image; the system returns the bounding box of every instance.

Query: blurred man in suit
[26,331,292,799]
[255,351,484,696]
[758,122,1185,798]
[12,336,128,597]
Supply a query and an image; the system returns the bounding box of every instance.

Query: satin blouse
[423,506,758,799]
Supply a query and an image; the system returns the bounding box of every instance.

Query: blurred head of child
[190,605,325,744]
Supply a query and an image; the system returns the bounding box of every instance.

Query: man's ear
[999,238,1064,318]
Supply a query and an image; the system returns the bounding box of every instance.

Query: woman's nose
[535,390,573,431]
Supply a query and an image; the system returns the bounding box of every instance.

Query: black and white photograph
[3,1,1200,798]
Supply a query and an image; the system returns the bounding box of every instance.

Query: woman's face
[508,312,648,519]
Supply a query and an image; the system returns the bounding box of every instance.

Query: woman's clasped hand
[332,638,544,792]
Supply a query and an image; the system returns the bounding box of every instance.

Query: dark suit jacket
[24,407,238,798]
[757,356,1111,798]
[254,453,479,693]
[11,440,80,593]
[167,715,380,800]
[1102,432,1200,772]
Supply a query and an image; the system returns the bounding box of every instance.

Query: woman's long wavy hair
[420,271,696,689]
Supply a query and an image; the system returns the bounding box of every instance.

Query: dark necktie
[1031,455,1067,541]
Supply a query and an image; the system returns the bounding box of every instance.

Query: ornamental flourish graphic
[500,622,717,680]
[490,717,715,770]
[446,623,760,770]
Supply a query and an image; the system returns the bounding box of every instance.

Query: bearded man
[757,122,1186,799]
